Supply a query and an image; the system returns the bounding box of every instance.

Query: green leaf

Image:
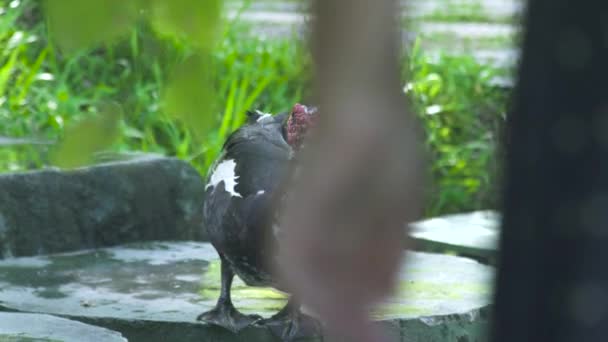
[162,54,216,140]
[149,0,222,48]
[16,47,49,104]
[51,103,122,168]
[219,77,238,138]
[0,45,20,97]
[44,0,140,51]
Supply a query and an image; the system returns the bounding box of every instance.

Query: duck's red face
[286,103,318,150]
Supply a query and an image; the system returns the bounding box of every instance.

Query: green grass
[0,0,310,174]
[0,0,509,217]
[405,40,508,215]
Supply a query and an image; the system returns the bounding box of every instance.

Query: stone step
[224,12,520,70]
[225,0,523,19]
[0,241,494,342]
[409,210,501,264]
[404,0,523,18]
[0,157,206,259]
[225,10,519,33]
[0,312,127,342]
[416,22,517,38]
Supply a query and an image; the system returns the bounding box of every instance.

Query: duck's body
[197,104,319,340]
[203,111,289,288]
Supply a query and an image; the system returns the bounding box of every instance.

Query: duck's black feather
[203,112,291,287]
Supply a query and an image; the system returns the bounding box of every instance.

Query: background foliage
[0,0,507,216]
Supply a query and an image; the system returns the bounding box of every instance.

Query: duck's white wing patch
[256,190,265,195]
[205,159,242,197]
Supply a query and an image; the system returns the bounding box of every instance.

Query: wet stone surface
[0,312,127,342]
[0,241,493,341]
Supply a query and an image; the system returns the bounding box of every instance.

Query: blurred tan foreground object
[276,0,425,341]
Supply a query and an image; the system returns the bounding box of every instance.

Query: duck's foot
[197,303,262,333]
[257,309,322,341]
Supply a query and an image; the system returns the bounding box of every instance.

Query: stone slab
[0,241,493,341]
[0,157,206,259]
[0,312,126,342]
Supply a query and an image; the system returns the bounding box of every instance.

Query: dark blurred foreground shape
[277,0,425,341]
[492,0,608,341]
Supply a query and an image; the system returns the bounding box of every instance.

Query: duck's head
[285,103,319,150]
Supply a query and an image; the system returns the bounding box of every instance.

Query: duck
[197,103,319,340]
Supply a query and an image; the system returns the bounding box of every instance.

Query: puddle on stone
[34,287,69,299]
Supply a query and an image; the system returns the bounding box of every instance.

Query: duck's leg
[257,297,322,341]
[197,255,262,333]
